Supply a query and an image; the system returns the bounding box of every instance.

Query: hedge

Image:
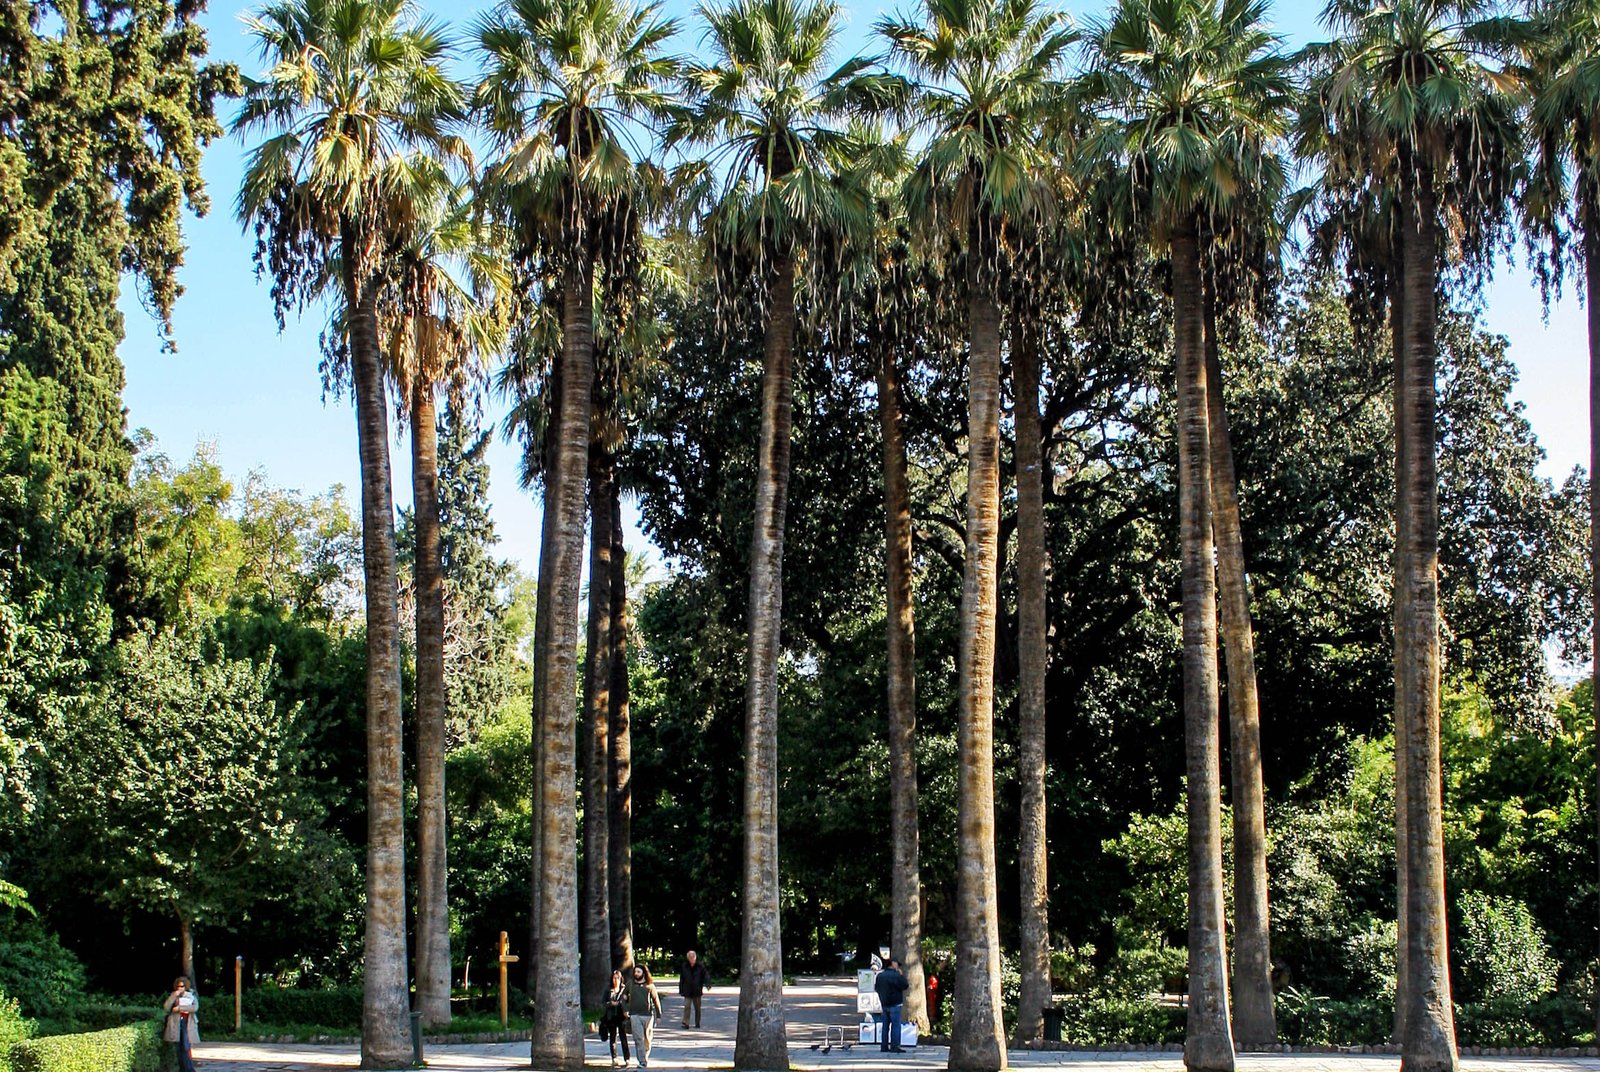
[8,1021,172,1072]
[242,985,363,1028]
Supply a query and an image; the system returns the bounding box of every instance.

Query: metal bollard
[411,1010,425,1066]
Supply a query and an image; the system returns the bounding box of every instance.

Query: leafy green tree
[0,0,232,841]
[55,626,330,985]
[235,0,465,1060]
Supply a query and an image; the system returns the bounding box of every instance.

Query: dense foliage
[0,0,1596,1058]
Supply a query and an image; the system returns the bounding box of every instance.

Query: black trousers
[603,1016,631,1060]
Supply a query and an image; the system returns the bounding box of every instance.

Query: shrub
[0,990,36,1072]
[241,985,362,1028]
[1455,892,1558,1006]
[1055,995,1184,1045]
[8,1021,167,1072]
[1274,986,1389,1047]
[1456,993,1591,1049]
[0,922,87,1020]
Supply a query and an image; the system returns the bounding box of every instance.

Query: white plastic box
[857,1020,919,1047]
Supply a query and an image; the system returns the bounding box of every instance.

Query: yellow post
[498,932,520,1029]
[234,956,242,1033]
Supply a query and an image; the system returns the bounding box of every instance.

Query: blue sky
[119,0,1592,576]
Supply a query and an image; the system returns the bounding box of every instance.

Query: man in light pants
[626,964,664,1068]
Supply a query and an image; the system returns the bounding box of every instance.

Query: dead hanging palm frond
[236,0,468,331]
[880,0,1079,293]
[666,0,902,334]
[1294,0,1527,298]
[379,157,513,420]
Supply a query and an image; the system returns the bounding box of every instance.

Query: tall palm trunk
[608,485,635,971]
[1202,294,1273,1049]
[1390,256,1411,1046]
[581,443,616,1009]
[1394,161,1457,1072]
[949,246,1007,1072]
[530,256,596,1072]
[878,339,927,1032]
[736,253,795,1072]
[528,356,564,995]
[1587,205,1600,1044]
[342,220,411,1069]
[1172,224,1234,1072]
[411,379,452,1029]
[1012,324,1050,1046]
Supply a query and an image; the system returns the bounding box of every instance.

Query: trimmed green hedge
[8,1021,171,1072]
[242,985,363,1028]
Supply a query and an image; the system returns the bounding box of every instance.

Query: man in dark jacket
[873,958,909,1053]
[678,949,711,1028]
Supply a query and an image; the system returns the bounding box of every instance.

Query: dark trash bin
[411,1011,425,1065]
[1041,1006,1065,1042]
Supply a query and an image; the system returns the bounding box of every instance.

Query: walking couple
[602,964,663,1068]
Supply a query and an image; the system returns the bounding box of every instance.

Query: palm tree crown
[236,0,465,302]
[1078,0,1290,244]
[1297,0,1525,281]
[1522,0,1600,287]
[878,0,1077,251]
[475,0,678,261]
[672,0,896,271]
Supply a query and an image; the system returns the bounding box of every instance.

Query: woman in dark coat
[602,968,632,1067]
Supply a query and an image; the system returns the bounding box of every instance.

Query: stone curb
[249,1030,534,1045]
[1011,1042,1600,1058]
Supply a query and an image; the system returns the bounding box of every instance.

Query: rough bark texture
[524,361,563,998]
[1172,226,1235,1072]
[878,342,927,1032]
[1203,297,1273,1050]
[1013,325,1051,1046]
[529,354,564,995]
[1588,212,1600,1045]
[1395,166,1458,1072]
[411,380,452,1029]
[581,444,616,1010]
[343,222,412,1070]
[735,255,795,1072]
[948,251,1007,1072]
[530,258,596,1072]
[608,486,635,971]
[1391,266,1411,1046]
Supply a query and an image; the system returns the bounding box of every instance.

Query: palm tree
[475,0,677,1063]
[234,2,463,1064]
[879,1,1075,1067]
[1079,2,1290,1068]
[1298,3,1523,1066]
[382,162,510,1029]
[670,5,890,1065]
[1201,258,1276,1049]
[853,148,931,1033]
[582,237,675,1006]
[1519,0,1600,1035]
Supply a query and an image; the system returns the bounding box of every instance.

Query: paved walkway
[191,978,1600,1072]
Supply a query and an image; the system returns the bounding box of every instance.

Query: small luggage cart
[809,1024,855,1054]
